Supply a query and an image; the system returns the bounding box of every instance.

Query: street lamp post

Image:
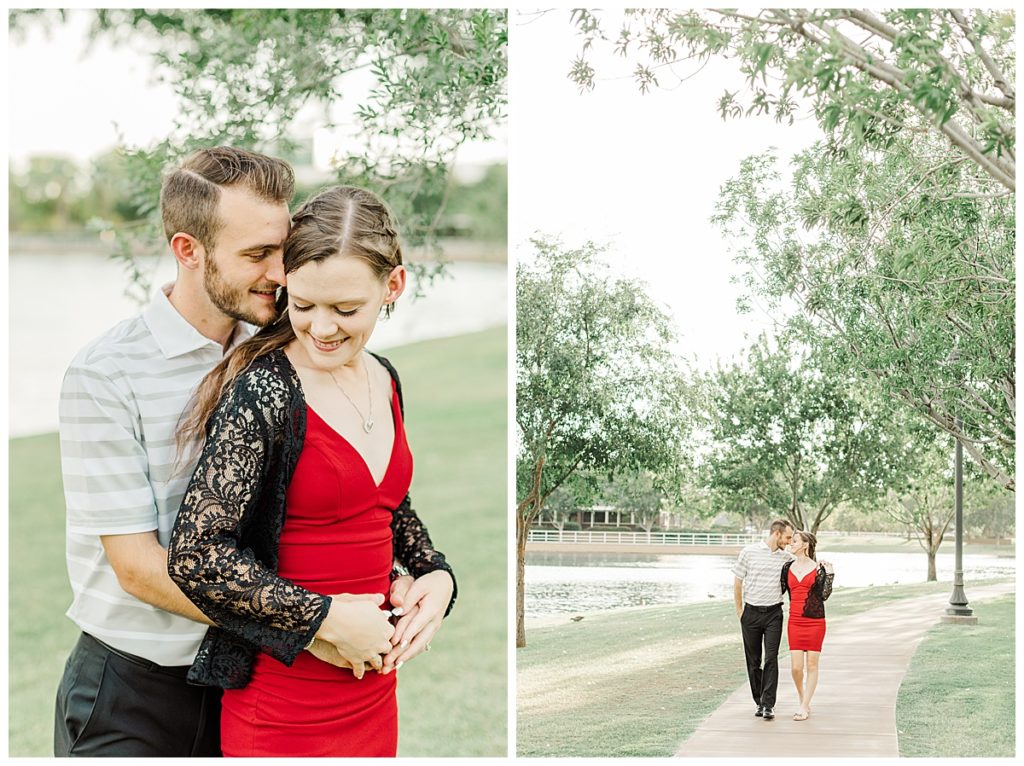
[943,418,976,624]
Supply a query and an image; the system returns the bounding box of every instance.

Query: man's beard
[203,254,278,327]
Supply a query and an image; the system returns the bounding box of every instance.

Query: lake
[524,549,1016,618]
[9,251,506,437]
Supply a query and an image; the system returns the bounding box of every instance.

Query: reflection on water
[9,253,505,437]
[525,549,1016,617]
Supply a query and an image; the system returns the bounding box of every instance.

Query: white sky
[7,9,506,175]
[509,10,825,370]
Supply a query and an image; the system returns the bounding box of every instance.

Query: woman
[781,530,834,721]
[168,186,456,756]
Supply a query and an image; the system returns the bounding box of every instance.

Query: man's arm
[101,532,213,625]
[731,548,747,618]
[60,361,211,626]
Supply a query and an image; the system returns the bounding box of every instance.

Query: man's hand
[381,570,454,673]
[307,638,369,672]
[316,593,394,679]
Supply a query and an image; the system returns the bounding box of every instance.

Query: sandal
[793,710,810,721]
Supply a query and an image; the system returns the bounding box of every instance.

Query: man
[733,519,795,722]
[54,147,418,756]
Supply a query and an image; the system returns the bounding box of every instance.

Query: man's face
[202,185,290,327]
[778,526,794,550]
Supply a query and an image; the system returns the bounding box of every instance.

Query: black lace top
[168,348,456,689]
[780,560,834,619]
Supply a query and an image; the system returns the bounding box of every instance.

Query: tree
[603,470,666,537]
[516,237,688,646]
[698,334,909,534]
[540,484,581,531]
[713,139,1014,490]
[8,156,86,232]
[885,424,1011,578]
[563,8,1016,490]
[12,9,507,299]
[966,484,1015,542]
[883,427,956,581]
[568,9,1014,189]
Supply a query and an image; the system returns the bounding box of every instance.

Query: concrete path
[675,581,1015,757]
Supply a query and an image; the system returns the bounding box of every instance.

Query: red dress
[786,568,826,652]
[220,379,413,757]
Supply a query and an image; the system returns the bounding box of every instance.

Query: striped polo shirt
[732,540,795,607]
[59,285,251,665]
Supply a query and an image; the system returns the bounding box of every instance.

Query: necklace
[329,357,374,433]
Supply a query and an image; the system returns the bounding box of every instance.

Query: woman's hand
[381,570,454,673]
[316,593,395,679]
[388,574,415,615]
[822,560,834,575]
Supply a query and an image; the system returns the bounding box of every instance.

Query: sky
[509,9,825,370]
[7,10,507,177]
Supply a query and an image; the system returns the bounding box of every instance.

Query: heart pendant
[363,419,374,433]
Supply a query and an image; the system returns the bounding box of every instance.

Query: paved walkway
[675,581,1015,757]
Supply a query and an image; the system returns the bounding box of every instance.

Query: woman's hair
[796,530,818,560]
[175,185,403,462]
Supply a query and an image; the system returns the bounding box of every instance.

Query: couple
[55,146,456,757]
[733,520,835,722]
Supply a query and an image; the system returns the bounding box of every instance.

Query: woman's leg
[790,650,805,709]
[802,651,821,713]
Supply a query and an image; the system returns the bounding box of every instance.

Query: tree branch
[948,9,1015,104]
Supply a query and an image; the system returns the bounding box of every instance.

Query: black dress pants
[54,632,222,757]
[740,603,783,708]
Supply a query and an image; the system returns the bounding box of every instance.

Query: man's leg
[739,608,765,706]
[54,633,221,757]
[759,605,784,709]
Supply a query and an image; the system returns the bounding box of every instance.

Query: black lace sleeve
[392,493,457,617]
[821,568,834,601]
[370,352,457,617]
[780,560,792,599]
[168,366,330,666]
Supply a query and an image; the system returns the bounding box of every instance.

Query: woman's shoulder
[368,351,400,383]
[228,350,301,411]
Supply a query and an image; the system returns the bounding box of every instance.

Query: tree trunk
[516,515,530,648]
[926,548,938,581]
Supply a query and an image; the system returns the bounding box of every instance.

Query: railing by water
[527,529,912,546]
[527,530,762,546]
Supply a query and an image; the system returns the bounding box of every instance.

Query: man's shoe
[762,707,775,720]
[754,704,764,717]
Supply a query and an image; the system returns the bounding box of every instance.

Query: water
[524,549,1016,617]
[9,252,506,437]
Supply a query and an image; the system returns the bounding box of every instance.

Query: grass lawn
[517,578,1013,757]
[8,326,507,757]
[820,535,1015,557]
[896,595,1015,757]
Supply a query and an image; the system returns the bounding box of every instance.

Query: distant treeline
[10,149,507,244]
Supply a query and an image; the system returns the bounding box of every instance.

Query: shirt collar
[760,539,785,555]
[143,283,253,359]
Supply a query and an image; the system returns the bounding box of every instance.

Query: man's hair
[769,518,794,535]
[160,146,295,250]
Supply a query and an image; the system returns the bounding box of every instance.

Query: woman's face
[286,255,405,371]
[790,533,806,555]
